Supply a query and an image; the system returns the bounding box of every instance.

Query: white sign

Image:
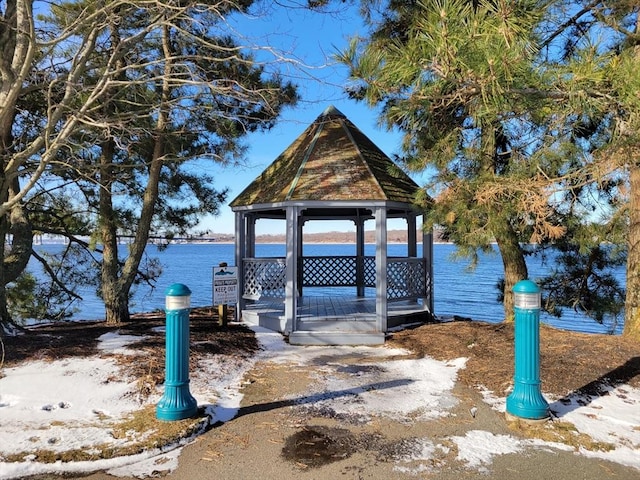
[213,266,238,305]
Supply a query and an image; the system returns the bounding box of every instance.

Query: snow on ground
[1,326,640,479]
[289,355,465,423]
[550,386,640,470]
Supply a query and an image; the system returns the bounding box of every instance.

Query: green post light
[506,280,550,421]
[156,283,198,421]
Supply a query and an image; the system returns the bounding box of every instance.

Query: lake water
[29,242,625,335]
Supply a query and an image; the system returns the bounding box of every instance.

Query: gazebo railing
[242,256,428,301]
[387,258,428,301]
[302,256,357,286]
[242,258,286,299]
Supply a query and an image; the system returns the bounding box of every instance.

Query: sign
[213,266,238,305]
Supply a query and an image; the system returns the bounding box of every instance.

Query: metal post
[218,262,228,326]
[506,280,550,421]
[156,283,198,421]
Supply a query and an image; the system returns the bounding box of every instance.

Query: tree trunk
[623,28,640,339]
[100,132,165,325]
[103,285,130,325]
[4,178,33,282]
[99,139,127,325]
[0,1,31,333]
[0,198,31,335]
[494,221,528,322]
[100,23,172,324]
[480,121,528,321]
[0,226,12,336]
[624,163,640,339]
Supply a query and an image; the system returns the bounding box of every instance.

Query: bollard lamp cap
[165,283,191,310]
[165,283,192,297]
[513,279,540,309]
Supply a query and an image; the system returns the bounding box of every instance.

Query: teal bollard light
[505,280,550,421]
[156,283,198,421]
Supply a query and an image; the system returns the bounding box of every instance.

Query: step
[288,331,385,346]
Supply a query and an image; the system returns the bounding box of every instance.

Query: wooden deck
[241,296,431,345]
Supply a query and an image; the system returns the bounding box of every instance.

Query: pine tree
[340,0,636,330]
[339,0,557,320]
[43,1,299,325]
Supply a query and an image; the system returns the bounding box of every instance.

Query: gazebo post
[246,214,256,258]
[407,214,417,258]
[285,205,299,335]
[407,213,418,306]
[355,214,366,298]
[375,206,388,333]
[424,227,434,315]
[234,212,246,323]
[297,217,304,297]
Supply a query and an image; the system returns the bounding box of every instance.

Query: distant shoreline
[36,229,447,246]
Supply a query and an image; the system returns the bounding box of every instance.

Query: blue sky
[195,2,427,235]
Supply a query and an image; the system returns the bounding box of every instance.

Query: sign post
[213,262,238,326]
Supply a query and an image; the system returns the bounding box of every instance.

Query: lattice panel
[387,259,427,300]
[363,256,376,287]
[241,256,430,302]
[303,256,357,286]
[243,258,286,299]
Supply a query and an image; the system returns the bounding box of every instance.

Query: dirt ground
[3,308,640,480]
[6,307,638,401]
[388,319,640,399]
[2,308,260,388]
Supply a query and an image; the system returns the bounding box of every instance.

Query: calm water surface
[29,243,624,335]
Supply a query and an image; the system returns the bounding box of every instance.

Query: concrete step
[288,331,385,346]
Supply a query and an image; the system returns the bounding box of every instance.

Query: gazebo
[230,106,433,345]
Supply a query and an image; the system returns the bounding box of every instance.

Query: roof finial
[321,105,346,118]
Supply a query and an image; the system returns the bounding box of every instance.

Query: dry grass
[507,418,616,452]
[2,406,209,463]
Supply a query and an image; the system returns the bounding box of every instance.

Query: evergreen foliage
[339,0,632,325]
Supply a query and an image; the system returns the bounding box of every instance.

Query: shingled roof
[230,106,419,208]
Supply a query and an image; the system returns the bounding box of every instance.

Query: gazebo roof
[230,106,420,209]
